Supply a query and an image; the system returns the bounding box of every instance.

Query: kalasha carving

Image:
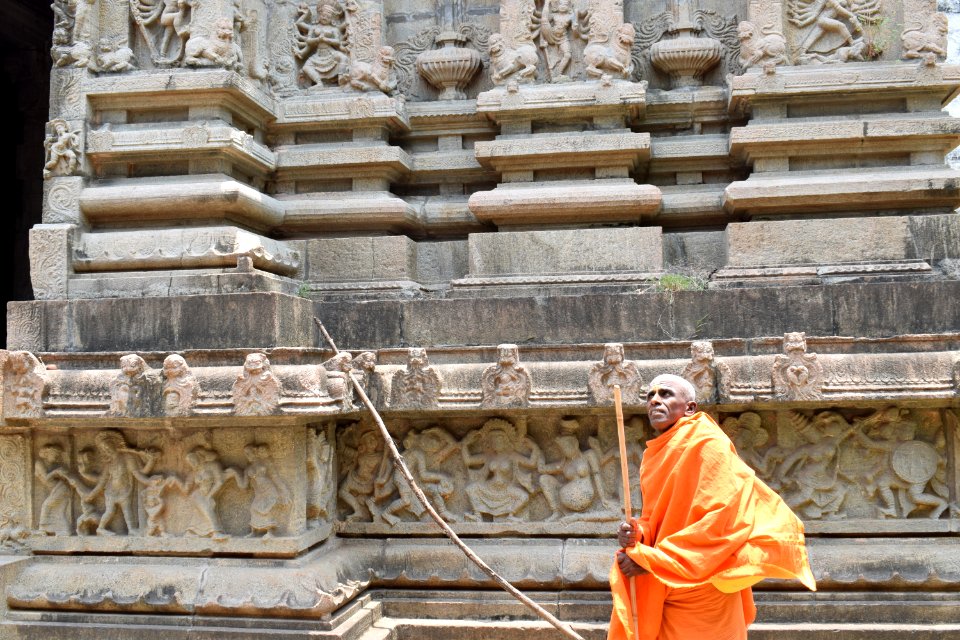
[84,430,160,535]
[338,422,391,521]
[416,33,483,99]
[306,428,335,528]
[539,418,615,521]
[787,0,881,64]
[184,18,244,70]
[480,344,532,408]
[161,354,198,417]
[42,119,81,180]
[50,0,97,67]
[131,0,195,64]
[234,442,292,537]
[772,332,823,401]
[737,20,787,69]
[232,353,282,416]
[681,341,730,404]
[630,7,738,84]
[901,13,948,62]
[108,354,160,417]
[649,2,721,88]
[382,427,459,524]
[35,444,74,535]
[4,351,46,418]
[390,347,443,409]
[588,343,643,406]
[462,419,541,522]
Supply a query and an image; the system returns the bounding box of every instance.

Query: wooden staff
[614,385,640,640]
[314,319,585,640]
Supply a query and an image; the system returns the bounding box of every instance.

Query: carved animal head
[162,354,189,379]
[783,332,807,355]
[119,354,148,378]
[737,21,755,42]
[243,352,270,375]
[378,46,396,67]
[489,33,505,56]
[602,343,625,365]
[407,347,428,369]
[616,23,635,47]
[497,343,519,366]
[690,340,714,363]
[215,19,234,41]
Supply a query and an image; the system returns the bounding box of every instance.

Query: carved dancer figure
[141,474,178,536]
[489,33,539,84]
[391,347,442,409]
[588,343,643,406]
[108,354,157,417]
[737,21,787,69]
[721,413,785,485]
[538,0,576,79]
[582,23,635,79]
[6,351,45,418]
[66,446,102,535]
[162,354,199,417]
[83,430,159,535]
[381,427,458,525]
[232,353,281,416]
[295,0,351,87]
[610,375,815,640]
[788,0,878,63]
[342,46,397,93]
[184,19,243,70]
[338,425,391,521]
[175,446,234,538]
[132,0,194,63]
[772,332,823,400]
[35,444,73,535]
[462,419,541,522]
[306,429,335,527]
[480,344,532,408]
[539,419,614,521]
[234,443,292,537]
[901,13,948,61]
[43,119,81,179]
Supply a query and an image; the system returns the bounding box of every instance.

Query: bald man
[608,374,815,640]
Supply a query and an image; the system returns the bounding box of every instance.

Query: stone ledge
[476,80,646,123]
[474,132,651,172]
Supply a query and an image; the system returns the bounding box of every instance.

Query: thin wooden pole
[613,385,640,640]
[314,319,585,640]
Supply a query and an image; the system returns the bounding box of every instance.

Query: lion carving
[583,23,635,79]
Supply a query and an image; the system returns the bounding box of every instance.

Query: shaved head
[649,374,697,403]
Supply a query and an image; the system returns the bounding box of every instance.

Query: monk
[609,374,816,640]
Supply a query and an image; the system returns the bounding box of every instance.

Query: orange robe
[609,412,816,640]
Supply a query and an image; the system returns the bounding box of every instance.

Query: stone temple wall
[3,0,960,636]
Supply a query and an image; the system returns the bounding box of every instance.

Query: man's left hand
[616,551,648,577]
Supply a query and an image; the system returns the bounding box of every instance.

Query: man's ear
[685,401,697,415]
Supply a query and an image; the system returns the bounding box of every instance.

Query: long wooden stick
[314,319,585,640]
[613,385,640,640]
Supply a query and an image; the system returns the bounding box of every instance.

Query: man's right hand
[618,520,637,548]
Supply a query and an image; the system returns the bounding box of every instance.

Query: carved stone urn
[650,8,721,89]
[416,32,482,100]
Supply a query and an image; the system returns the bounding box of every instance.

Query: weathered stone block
[305,236,417,282]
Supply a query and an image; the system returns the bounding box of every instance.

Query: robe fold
[609,412,816,640]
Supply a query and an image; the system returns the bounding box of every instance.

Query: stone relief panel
[51,0,100,69]
[786,0,883,63]
[0,435,31,550]
[43,119,82,181]
[587,343,644,406]
[390,347,443,409]
[3,352,47,420]
[29,224,72,301]
[480,344,532,408]
[736,0,787,70]
[337,421,391,521]
[772,332,824,401]
[900,0,947,61]
[306,425,335,528]
[108,354,162,417]
[162,355,199,417]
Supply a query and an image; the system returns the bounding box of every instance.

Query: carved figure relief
[306,428,335,528]
[337,423,391,521]
[537,0,580,80]
[96,37,137,72]
[50,0,97,68]
[84,430,160,535]
[582,22,635,79]
[590,416,644,511]
[382,427,459,524]
[185,18,244,69]
[901,13,948,61]
[232,353,281,416]
[176,446,235,538]
[772,332,823,401]
[391,347,443,409]
[480,344,532,408]
[161,354,198,417]
[108,354,159,417]
[343,46,397,93]
[235,442,292,537]
[0,436,29,549]
[132,0,195,64]
[462,418,541,521]
[737,20,787,69]
[35,444,73,535]
[681,341,730,404]
[489,32,539,84]
[43,119,81,180]
[323,351,357,410]
[587,343,643,406]
[722,412,783,479]
[5,351,46,418]
[295,0,351,88]
[539,418,615,521]
[787,0,881,63]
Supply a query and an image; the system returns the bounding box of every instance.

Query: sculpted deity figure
[681,341,730,404]
[539,419,615,521]
[462,419,542,522]
[590,416,644,511]
[737,21,787,70]
[382,427,459,525]
[787,0,878,63]
[772,332,823,401]
[108,354,157,417]
[234,443,292,537]
[338,425,391,521]
[901,13,948,61]
[161,354,198,417]
[480,344,532,408]
[35,444,73,535]
[588,343,643,406]
[6,351,45,418]
[295,0,351,88]
[83,430,159,535]
[489,33,539,84]
[582,23,635,79]
[306,429,335,527]
[43,119,81,180]
[184,19,243,70]
[391,348,442,409]
[232,353,281,416]
[173,446,235,538]
[538,0,577,80]
[132,0,194,63]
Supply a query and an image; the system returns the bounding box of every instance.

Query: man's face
[646,381,695,431]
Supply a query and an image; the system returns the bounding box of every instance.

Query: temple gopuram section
[3,0,960,636]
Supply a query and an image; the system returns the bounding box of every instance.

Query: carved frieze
[587,343,643,406]
[772,332,824,401]
[390,348,443,409]
[0,435,30,550]
[480,344,532,408]
[337,422,390,521]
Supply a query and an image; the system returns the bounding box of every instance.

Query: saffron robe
[608,412,816,640]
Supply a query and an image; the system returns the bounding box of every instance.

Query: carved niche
[3,351,46,419]
[0,435,29,549]
[681,340,730,404]
[587,343,643,406]
[480,344,532,408]
[391,347,443,409]
[232,353,282,416]
[161,354,199,417]
[772,332,823,401]
[108,354,161,417]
